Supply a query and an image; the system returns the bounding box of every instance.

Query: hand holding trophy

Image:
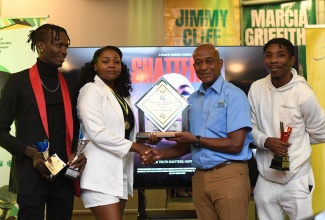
[64,132,89,180]
[33,139,50,160]
[270,122,292,171]
[34,139,66,180]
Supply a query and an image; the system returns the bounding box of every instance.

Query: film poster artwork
[126,47,200,189]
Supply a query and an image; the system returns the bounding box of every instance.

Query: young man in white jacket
[248,38,325,220]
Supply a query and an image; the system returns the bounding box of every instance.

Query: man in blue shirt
[144,44,253,219]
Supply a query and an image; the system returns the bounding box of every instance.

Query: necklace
[41,79,60,93]
[108,87,130,130]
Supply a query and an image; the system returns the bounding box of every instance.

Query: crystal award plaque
[135,78,189,138]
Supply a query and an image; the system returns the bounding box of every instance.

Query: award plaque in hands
[64,137,89,180]
[34,139,66,180]
[270,122,292,171]
[135,78,189,138]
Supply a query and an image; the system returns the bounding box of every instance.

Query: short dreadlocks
[27,24,70,52]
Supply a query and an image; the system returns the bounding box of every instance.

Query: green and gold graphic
[242,0,316,79]
[0,17,46,30]
[0,185,17,220]
[0,16,47,218]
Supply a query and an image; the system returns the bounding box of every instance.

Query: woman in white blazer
[77,46,156,220]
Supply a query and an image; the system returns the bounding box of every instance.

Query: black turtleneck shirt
[36,59,68,162]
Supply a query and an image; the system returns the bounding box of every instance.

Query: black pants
[17,175,74,220]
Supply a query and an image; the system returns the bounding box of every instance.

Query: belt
[197,160,247,172]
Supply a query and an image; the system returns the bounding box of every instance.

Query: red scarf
[29,64,80,197]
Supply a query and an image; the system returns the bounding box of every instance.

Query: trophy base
[136,132,176,139]
[64,167,79,180]
[48,174,58,181]
[270,155,290,171]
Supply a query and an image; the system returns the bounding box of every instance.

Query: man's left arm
[302,94,325,144]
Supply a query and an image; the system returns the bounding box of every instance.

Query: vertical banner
[242,0,316,78]
[305,25,325,214]
[0,16,47,218]
[164,0,241,46]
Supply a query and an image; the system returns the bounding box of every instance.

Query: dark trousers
[17,175,74,220]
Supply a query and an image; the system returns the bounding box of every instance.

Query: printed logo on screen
[0,160,3,167]
[7,160,11,167]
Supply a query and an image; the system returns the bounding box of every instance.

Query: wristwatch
[193,135,202,148]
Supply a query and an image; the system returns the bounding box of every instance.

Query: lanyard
[108,86,130,130]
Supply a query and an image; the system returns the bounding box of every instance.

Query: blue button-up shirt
[186,76,252,169]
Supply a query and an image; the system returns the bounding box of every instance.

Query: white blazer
[78,75,135,197]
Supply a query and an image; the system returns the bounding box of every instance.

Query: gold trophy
[270,122,292,171]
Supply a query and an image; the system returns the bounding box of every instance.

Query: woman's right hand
[131,143,160,164]
[140,147,161,165]
[145,133,162,145]
[136,133,162,145]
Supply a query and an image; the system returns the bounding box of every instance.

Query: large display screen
[60,46,299,189]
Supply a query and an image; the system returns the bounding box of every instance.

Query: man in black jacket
[0,24,86,220]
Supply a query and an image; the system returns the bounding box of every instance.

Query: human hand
[138,145,158,165]
[264,137,291,155]
[139,147,161,165]
[145,133,162,145]
[137,147,161,165]
[131,142,160,164]
[136,133,162,145]
[166,132,195,144]
[141,151,157,165]
[28,146,52,180]
[68,153,87,178]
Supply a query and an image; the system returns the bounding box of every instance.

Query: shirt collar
[198,75,224,94]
